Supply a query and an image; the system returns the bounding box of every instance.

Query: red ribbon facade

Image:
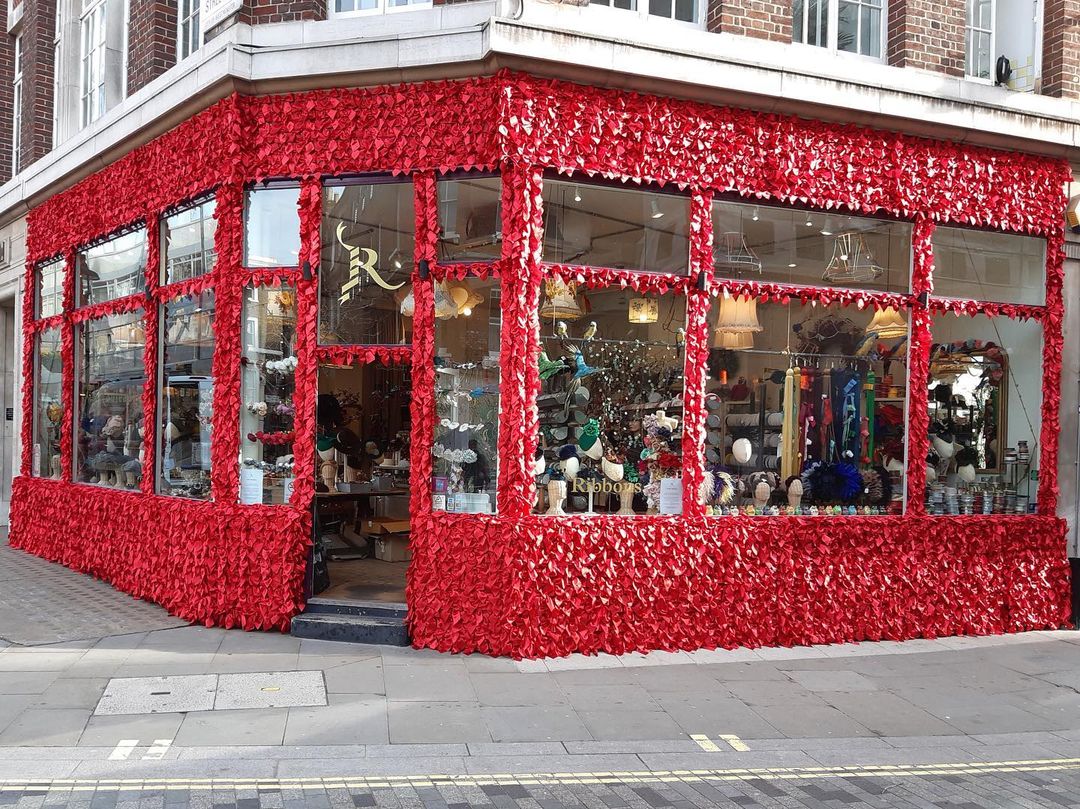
[9,72,1071,652]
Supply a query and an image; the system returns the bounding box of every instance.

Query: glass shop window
[244,186,301,268]
[161,197,218,285]
[37,258,64,319]
[926,312,1042,515]
[76,227,148,307]
[431,276,501,514]
[931,227,1045,306]
[437,175,502,263]
[703,294,909,516]
[543,180,690,275]
[320,180,415,345]
[240,285,298,505]
[32,327,63,478]
[532,283,687,516]
[158,290,215,500]
[711,200,911,293]
[74,311,147,489]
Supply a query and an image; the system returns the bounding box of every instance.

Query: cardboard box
[375,535,411,562]
[363,518,411,536]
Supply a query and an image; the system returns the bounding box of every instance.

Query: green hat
[577,419,600,451]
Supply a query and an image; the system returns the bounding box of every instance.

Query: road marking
[143,739,172,760]
[718,734,751,752]
[107,740,139,761]
[5,758,1080,792]
[690,734,721,752]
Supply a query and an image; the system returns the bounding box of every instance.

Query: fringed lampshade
[865,306,907,339]
[539,278,583,321]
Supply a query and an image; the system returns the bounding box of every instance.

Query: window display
[320,180,414,344]
[533,284,687,516]
[437,176,502,262]
[37,258,64,318]
[77,227,147,306]
[158,290,215,499]
[32,327,63,478]
[431,277,501,513]
[703,295,908,515]
[244,186,301,268]
[75,312,147,488]
[711,200,911,292]
[931,227,1045,306]
[241,285,297,504]
[926,312,1041,514]
[543,180,689,274]
[161,197,217,285]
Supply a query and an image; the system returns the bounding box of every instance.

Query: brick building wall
[706,0,792,41]
[238,0,326,26]
[17,0,56,173]
[0,2,13,185]
[886,0,966,75]
[127,0,177,95]
[1042,0,1080,99]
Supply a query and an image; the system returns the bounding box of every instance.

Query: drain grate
[95,671,327,716]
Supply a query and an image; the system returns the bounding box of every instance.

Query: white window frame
[12,34,22,176]
[177,0,202,60]
[965,0,996,82]
[792,0,887,60]
[52,5,62,149]
[79,0,107,129]
[586,0,702,26]
[330,0,432,18]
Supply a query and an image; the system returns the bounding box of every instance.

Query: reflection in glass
[437,176,502,262]
[542,180,690,274]
[932,227,1045,306]
[37,259,64,318]
[75,312,146,489]
[431,278,501,513]
[244,187,301,268]
[320,181,414,344]
[711,200,911,292]
[241,285,297,504]
[534,285,687,516]
[704,296,909,515]
[32,328,63,478]
[77,228,147,307]
[158,291,215,500]
[162,198,217,285]
[926,312,1042,514]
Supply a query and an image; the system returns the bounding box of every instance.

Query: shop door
[309,360,412,603]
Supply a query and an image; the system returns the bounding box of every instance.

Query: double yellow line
[2,757,1080,792]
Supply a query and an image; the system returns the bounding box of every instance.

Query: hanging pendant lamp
[713,330,755,350]
[713,232,762,276]
[713,294,762,349]
[539,278,583,321]
[823,232,884,284]
[865,306,907,339]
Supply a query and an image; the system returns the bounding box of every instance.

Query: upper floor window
[793,0,884,58]
[12,34,22,175]
[966,0,993,79]
[590,0,698,24]
[79,0,107,128]
[77,226,147,307]
[178,0,200,59]
[332,0,430,16]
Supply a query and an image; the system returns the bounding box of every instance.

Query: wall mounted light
[573,186,582,203]
[650,199,664,220]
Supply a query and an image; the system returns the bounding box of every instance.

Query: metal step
[303,597,407,619]
[290,612,410,646]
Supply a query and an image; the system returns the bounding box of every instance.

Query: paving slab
[384,664,475,702]
[480,706,592,744]
[275,756,469,777]
[94,675,217,716]
[31,677,109,710]
[469,673,569,707]
[388,702,492,744]
[282,696,387,746]
[462,753,647,775]
[172,708,288,747]
[820,691,960,737]
[0,670,62,694]
[786,670,879,692]
[0,708,91,746]
[577,709,686,742]
[77,713,186,748]
[751,703,875,738]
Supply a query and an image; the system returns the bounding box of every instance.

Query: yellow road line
[4,757,1080,792]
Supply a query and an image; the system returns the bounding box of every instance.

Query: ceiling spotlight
[573,186,582,203]
[788,263,797,268]
[820,217,835,236]
[751,207,760,222]
[805,216,814,228]
[650,199,665,220]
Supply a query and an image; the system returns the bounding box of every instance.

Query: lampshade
[447,280,484,317]
[715,295,763,334]
[713,330,754,350]
[433,281,458,320]
[865,306,907,339]
[823,232,883,284]
[628,297,658,324]
[539,278,583,321]
[396,285,414,318]
[713,232,762,276]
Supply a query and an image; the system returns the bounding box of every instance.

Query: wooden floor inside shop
[321,557,408,603]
